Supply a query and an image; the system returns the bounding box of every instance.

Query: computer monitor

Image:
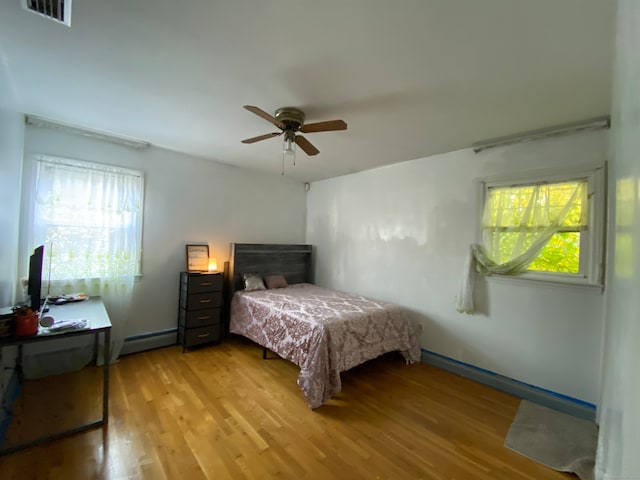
[27,245,44,313]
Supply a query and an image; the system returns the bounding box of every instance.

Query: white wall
[0,109,23,405]
[0,109,24,307]
[596,0,640,478]
[307,130,607,405]
[22,127,307,337]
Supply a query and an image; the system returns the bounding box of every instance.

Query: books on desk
[38,318,90,335]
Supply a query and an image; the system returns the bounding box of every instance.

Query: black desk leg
[103,329,110,424]
[16,344,24,383]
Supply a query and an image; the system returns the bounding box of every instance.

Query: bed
[227,243,421,409]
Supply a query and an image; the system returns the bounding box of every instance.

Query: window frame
[26,154,145,280]
[475,164,606,288]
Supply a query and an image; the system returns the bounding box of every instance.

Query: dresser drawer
[185,324,221,348]
[183,292,222,310]
[186,273,223,293]
[181,307,221,328]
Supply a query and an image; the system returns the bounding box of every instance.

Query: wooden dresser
[178,271,223,351]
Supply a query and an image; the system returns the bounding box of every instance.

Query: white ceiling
[0,0,615,182]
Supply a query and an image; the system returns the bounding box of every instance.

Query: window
[31,155,144,283]
[479,165,606,286]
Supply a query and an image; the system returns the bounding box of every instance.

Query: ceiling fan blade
[295,135,320,156]
[300,119,347,133]
[241,132,282,144]
[243,105,283,129]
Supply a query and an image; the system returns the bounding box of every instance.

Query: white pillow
[242,273,266,291]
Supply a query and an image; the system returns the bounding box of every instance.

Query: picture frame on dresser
[185,244,209,272]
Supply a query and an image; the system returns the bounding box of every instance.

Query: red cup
[15,313,39,336]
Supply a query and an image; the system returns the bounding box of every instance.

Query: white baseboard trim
[421,349,596,421]
[120,328,177,356]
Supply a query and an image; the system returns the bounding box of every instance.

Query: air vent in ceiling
[21,0,72,27]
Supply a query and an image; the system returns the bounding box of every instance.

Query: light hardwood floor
[0,336,572,479]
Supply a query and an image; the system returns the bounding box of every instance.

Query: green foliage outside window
[527,232,580,273]
[484,180,587,275]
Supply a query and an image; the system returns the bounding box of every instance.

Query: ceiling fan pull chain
[281,154,285,176]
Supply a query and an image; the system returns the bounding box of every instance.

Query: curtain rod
[25,114,151,149]
[472,115,610,153]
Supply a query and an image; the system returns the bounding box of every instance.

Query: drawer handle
[196,315,210,320]
[197,333,210,338]
[199,299,212,304]
[201,282,212,286]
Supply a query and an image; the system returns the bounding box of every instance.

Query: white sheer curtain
[25,155,143,375]
[456,180,586,314]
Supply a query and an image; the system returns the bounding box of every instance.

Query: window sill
[483,273,605,292]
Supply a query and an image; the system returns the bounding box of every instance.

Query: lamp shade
[208,257,218,272]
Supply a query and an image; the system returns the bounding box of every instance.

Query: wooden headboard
[227,243,313,298]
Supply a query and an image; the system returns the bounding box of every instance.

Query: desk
[0,297,111,455]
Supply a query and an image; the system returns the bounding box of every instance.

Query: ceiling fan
[241,105,347,157]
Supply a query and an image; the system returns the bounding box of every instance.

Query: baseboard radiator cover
[120,328,177,356]
[420,349,596,421]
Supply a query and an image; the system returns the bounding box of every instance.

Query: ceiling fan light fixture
[282,132,297,173]
[283,135,296,156]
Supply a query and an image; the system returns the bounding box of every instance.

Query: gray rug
[505,400,598,480]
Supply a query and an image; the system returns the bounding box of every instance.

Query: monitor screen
[27,245,44,312]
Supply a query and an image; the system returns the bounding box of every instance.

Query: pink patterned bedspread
[229,283,420,409]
